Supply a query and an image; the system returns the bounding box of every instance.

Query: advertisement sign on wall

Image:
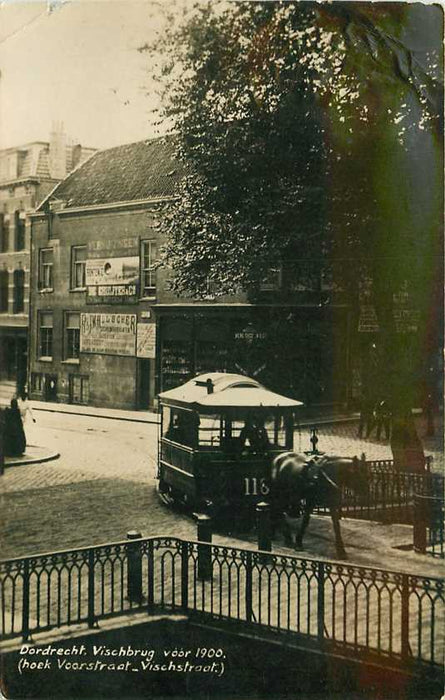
[136,323,156,359]
[80,313,137,356]
[86,257,139,300]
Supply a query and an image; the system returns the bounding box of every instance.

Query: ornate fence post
[196,514,212,580]
[87,548,96,629]
[147,539,154,614]
[181,541,189,611]
[245,550,253,624]
[361,453,368,518]
[21,558,30,642]
[0,408,4,476]
[413,495,427,554]
[317,561,325,646]
[256,502,272,557]
[127,531,143,604]
[401,573,410,662]
[380,470,388,522]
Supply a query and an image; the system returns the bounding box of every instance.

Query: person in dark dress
[391,410,425,472]
[374,399,391,440]
[358,390,374,438]
[4,398,26,457]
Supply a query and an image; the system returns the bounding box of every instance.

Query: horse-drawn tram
[157,373,302,516]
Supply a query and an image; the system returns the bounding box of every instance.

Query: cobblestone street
[1,409,443,579]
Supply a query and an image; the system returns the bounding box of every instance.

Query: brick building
[29,136,351,410]
[0,125,95,400]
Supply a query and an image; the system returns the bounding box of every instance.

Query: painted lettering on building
[358,305,380,333]
[80,313,137,356]
[86,257,138,286]
[136,323,156,359]
[88,238,139,256]
[234,324,267,342]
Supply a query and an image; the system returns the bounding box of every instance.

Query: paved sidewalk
[31,399,161,424]
[3,445,60,468]
[31,397,363,426]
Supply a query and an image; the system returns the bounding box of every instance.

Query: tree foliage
[143,0,442,310]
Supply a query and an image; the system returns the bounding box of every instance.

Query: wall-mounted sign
[80,313,137,356]
[86,256,138,288]
[86,256,139,303]
[393,282,419,332]
[234,324,267,343]
[137,323,156,359]
[88,237,139,257]
[358,305,380,333]
[394,309,420,333]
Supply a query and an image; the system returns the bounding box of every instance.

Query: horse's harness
[304,458,341,492]
[318,467,341,491]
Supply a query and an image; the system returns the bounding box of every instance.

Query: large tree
[143,1,443,407]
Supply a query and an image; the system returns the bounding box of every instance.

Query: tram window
[236,414,289,450]
[163,408,198,447]
[198,415,221,447]
[239,415,271,451]
[270,414,293,448]
[162,407,172,437]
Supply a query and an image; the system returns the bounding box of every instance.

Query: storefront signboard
[393,309,420,333]
[88,237,139,258]
[80,313,137,356]
[234,324,267,342]
[136,323,156,359]
[358,305,380,333]
[86,256,139,301]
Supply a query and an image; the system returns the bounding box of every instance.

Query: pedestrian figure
[358,390,374,438]
[4,398,26,457]
[374,399,391,440]
[18,391,37,446]
[424,392,435,437]
[391,411,425,472]
[0,408,5,474]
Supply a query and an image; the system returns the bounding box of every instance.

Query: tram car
[157,373,303,515]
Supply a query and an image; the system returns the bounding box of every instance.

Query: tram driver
[239,414,270,452]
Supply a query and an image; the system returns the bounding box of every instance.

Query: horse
[270,452,369,558]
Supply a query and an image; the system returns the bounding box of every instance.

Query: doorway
[44,374,58,402]
[138,359,151,409]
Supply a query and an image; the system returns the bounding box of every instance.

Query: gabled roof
[40,136,187,210]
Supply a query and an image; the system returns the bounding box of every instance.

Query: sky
[1,0,442,153]
[0,0,171,150]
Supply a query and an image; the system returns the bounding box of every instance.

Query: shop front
[0,327,27,396]
[156,305,350,407]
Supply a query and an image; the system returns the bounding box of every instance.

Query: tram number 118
[243,477,270,497]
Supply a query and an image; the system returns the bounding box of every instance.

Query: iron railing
[316,459,443,524]
[413,496,445,559]
[1,537,443,670]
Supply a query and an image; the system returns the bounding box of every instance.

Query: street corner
[3,445,60,469]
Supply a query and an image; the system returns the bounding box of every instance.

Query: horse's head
[347,456,369,503]
[320,454,368,502]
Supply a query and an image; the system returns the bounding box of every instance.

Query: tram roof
[158,373,303,412]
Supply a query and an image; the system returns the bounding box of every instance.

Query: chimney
[72,144,82,170]
[49,121,67,179]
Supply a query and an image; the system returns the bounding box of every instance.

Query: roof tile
[48,136,187,208]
